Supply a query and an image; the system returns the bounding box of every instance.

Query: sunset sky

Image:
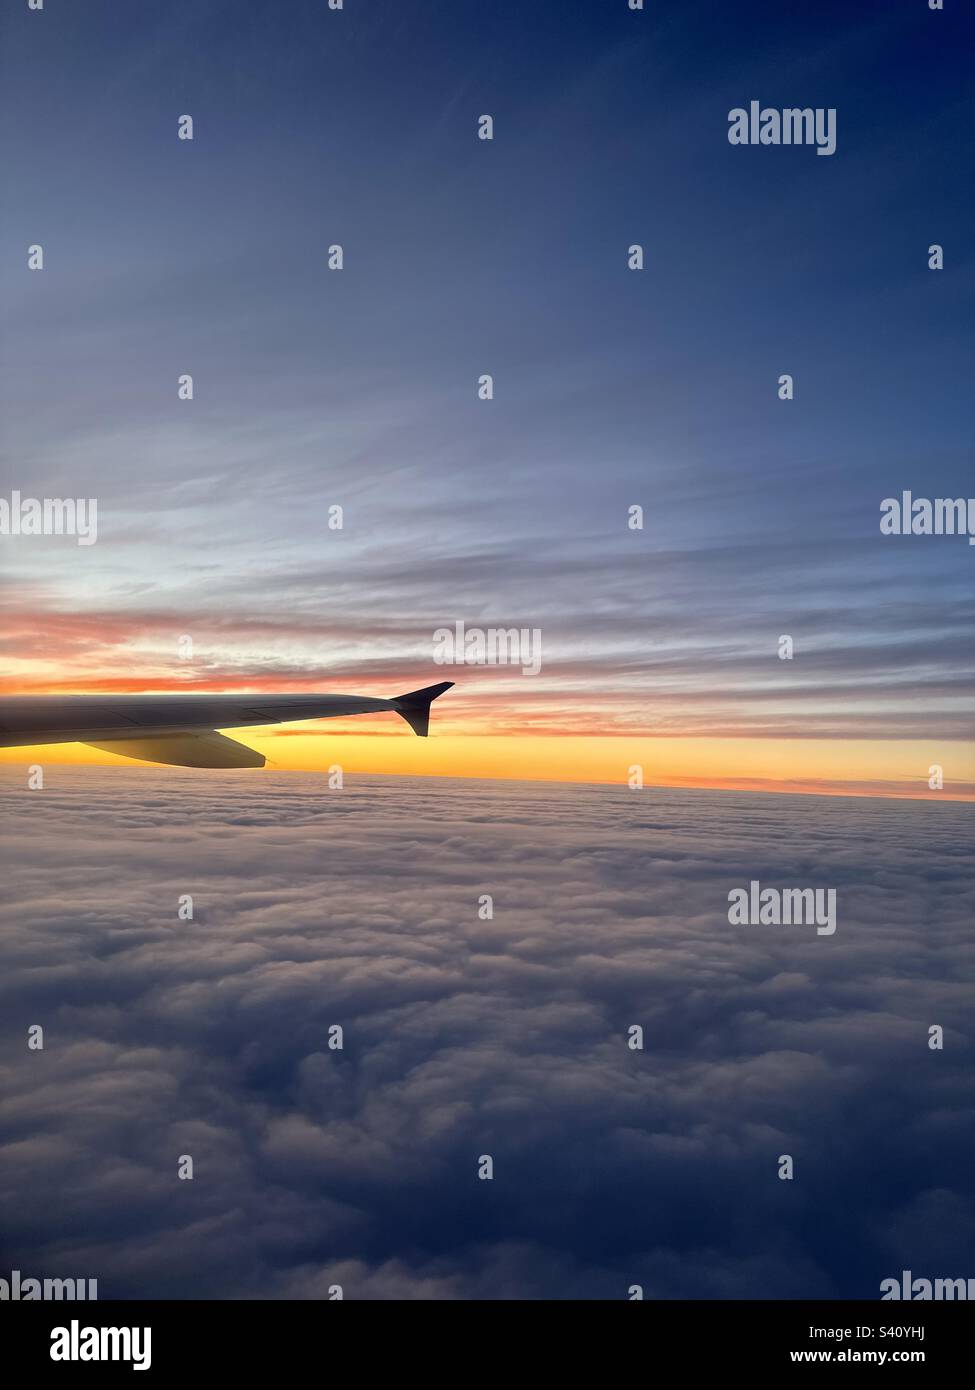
[1,0,972,798]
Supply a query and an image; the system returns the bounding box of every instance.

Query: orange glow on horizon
[1,724,972,801]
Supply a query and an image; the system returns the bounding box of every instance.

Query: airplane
[0,681,454,768]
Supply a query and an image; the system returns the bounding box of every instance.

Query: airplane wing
[0,681,454,768]
[83,732,268,769]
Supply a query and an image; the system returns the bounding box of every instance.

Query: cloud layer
[0,768,971,1298]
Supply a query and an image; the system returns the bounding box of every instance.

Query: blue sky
[1,0,972,785]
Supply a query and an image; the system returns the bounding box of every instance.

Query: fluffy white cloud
[0,768,971,1299]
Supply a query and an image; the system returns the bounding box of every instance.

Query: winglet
[392,681,454,737]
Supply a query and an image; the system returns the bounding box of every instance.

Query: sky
[1,0,973,796]
[1,769,972,1299]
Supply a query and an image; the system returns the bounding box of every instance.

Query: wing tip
[393,680,455,737]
